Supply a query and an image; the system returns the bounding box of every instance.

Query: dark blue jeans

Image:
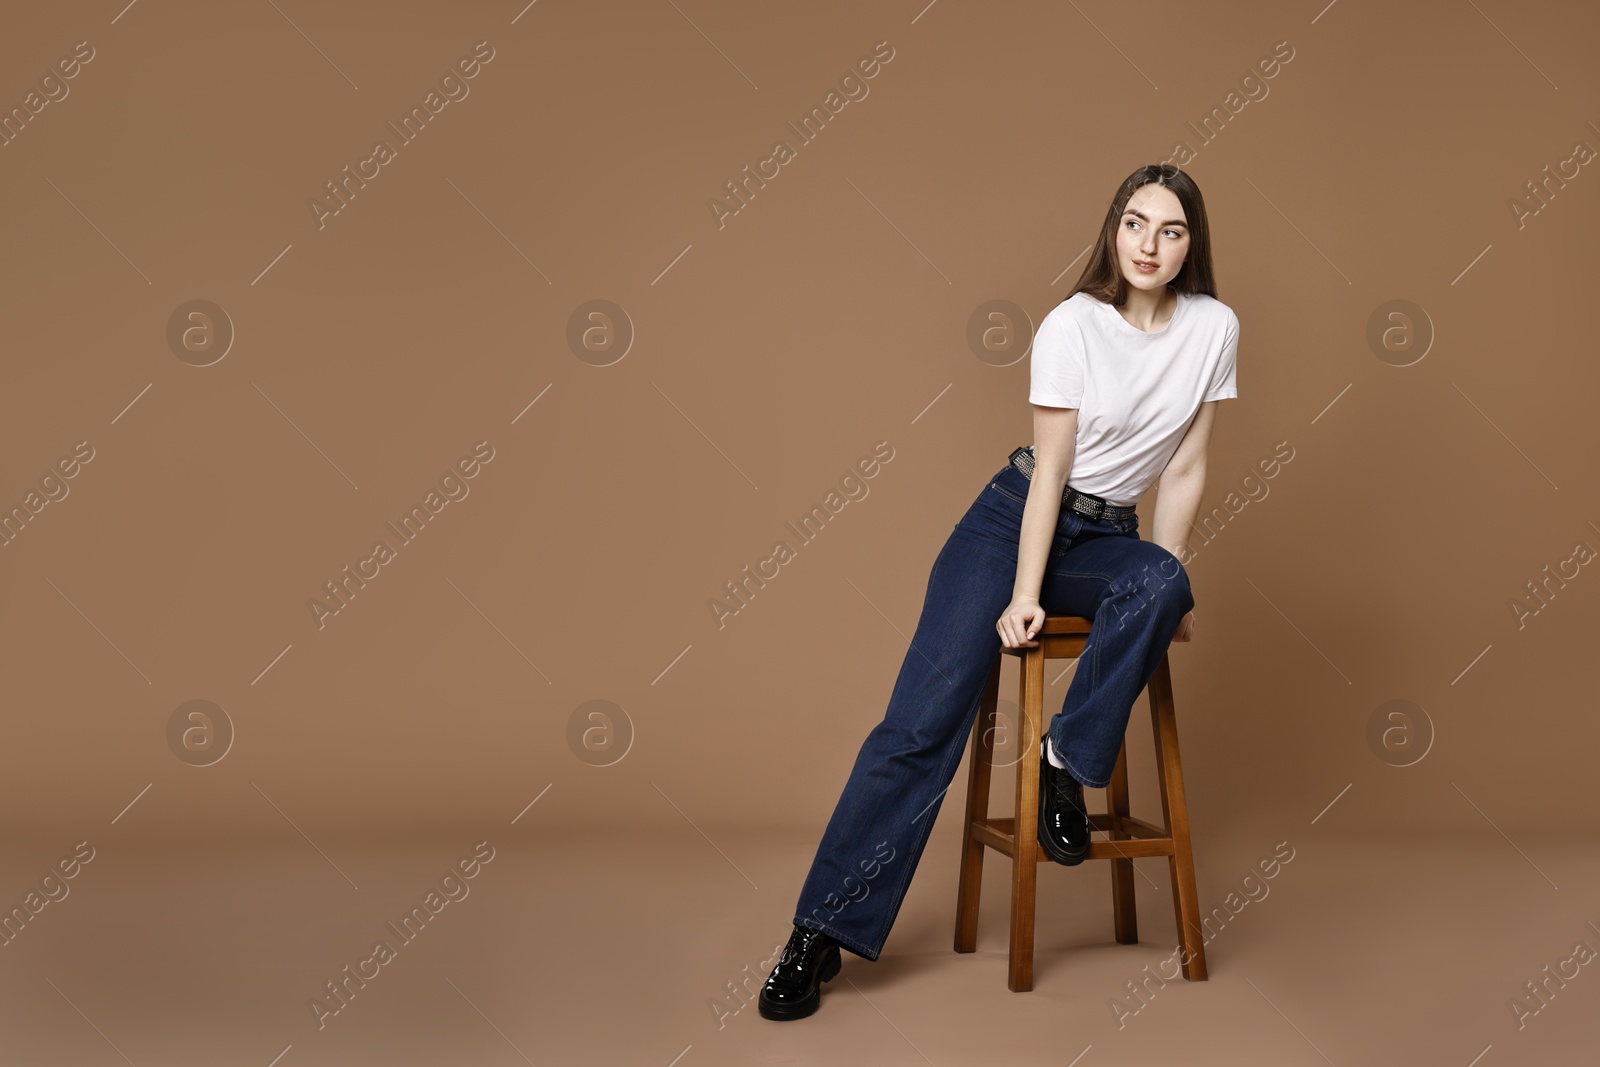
[791,456,1195,961]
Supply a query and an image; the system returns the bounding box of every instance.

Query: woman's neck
[1117,286,1176,333]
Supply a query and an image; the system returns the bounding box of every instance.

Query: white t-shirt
[1028,289,1238,506]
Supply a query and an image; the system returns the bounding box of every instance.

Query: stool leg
[1148,654,1208,981]
[1008,645,1045,992]
[1106,739,1138,945]
[954,655,1002,954]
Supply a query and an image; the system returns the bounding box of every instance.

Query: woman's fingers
[1171,609,1195,642]
[997,618,1015,648]
[997,609,1043,648]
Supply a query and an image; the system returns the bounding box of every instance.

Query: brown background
[1,1,1596,1064]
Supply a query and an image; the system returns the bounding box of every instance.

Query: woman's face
[1115,183,1190,291]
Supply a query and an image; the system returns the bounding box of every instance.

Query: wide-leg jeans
[791,457,1195,962]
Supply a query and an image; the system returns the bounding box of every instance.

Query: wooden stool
[952,615,1208,991]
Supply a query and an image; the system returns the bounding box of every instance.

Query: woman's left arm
[1151,400,1219,565]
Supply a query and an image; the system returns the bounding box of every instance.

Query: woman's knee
[1121,545,1193,616]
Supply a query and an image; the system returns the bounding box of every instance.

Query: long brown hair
[1065,164,1217,307]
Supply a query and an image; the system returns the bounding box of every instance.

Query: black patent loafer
[757,924,842,1021]
[1039,742,1091,866]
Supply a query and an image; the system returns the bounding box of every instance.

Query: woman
[759,164,1238,1020]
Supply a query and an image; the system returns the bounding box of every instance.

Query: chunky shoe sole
[1039,830,1090,866]
[757,946,841,1021]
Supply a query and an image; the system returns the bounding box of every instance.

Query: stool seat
[953,615,1208,991]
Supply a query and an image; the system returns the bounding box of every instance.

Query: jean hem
[1059,750,1111,790]
[792,918,880,962]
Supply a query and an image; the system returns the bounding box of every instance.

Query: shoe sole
[757,948,841,1021]
[1039,833,1090,866]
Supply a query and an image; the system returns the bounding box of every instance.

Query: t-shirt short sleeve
[1029,308,1086,408]
[1203,311,1239,401]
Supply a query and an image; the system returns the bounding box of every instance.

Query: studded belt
[1007,446,1138,522]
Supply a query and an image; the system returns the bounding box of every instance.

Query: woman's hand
[997,595,1048,649]
[1172,609,1195,642]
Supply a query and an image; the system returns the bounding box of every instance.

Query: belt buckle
[1067,487,1103,520]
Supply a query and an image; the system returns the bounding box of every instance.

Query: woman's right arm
[997,406,1077,649]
